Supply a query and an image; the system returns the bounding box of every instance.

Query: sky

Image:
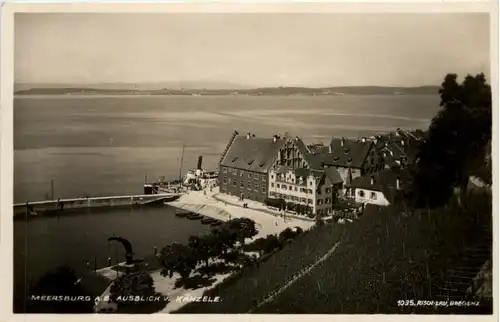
[15,13,490,87]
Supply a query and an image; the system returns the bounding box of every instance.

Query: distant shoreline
[14,86,439,97]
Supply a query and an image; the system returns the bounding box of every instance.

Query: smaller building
[268,166,343,216]
[345,169,408,206]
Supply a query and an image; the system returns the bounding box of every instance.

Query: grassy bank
[176,190,492,314]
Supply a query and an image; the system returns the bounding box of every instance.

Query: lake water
[13,94,440,310]
[14,95,439,202]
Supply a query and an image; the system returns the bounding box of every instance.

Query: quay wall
[13,194,178,217]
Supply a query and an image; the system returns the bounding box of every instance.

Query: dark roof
[220,135,286,173]
[324,138,373,168]
[347,169,409,203]
[323,167,343,184]
[303,153,329,170]
[294,137,310,156]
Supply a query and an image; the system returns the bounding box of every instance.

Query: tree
[225,218,258,245]
[411,73,491,208]
[109,270,167,313]
[209,227,238,255]
[159,243,197,280]
[27,266,94,313]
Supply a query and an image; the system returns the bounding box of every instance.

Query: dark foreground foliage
[23,266,94,313]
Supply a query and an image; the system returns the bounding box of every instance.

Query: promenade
[168,187,314,239]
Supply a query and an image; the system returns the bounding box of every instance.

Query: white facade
[349,188,390,206]
[268,169,334,215]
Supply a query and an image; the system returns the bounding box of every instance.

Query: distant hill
[14,85,440,96]
[14,81,248,92]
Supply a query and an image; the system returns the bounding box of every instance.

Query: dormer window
[232,157,238,163]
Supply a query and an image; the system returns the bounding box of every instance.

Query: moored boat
[175,211,189,218]
[201,216,216,224]
[186,213,203,220]
[210,219,222,226]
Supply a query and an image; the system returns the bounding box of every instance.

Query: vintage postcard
[0,1,497,320]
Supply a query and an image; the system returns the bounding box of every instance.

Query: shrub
[265,198,286,209]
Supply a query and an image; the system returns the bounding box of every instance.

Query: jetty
[13,193,179,217]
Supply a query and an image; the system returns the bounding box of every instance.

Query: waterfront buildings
[218,129,419,212]
[268,166,343,216]
[219,132,287,202]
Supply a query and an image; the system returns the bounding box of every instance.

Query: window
[271,183,274,188]
[318,199,323,205]
[233,169,237,175]
[270,191,276,197]
[232,179,237,186]
[223,177,227,184]
[325,198,332,204]
[262,175,266,181]
[294,186,298,192]
[371,192,377,200]
[223,167,227,174]
[271,174,275,179]
[248,173,253,179]
[307,199,313,205]
[277,183,280,188]
[240,171,244,177]
[283,185,287,191]
[254,183,259,190]
[308,189,313,194]
[358,190,365,197]
[289,185,292,190]
[326,188,332,194]
[300,198,306,203]
[262,186,267,193]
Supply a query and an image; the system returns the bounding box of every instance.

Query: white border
[1,2,498,322]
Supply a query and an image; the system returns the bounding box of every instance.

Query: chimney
[370,176,375,185]
[396,176,400,189]
[401,139,405,146]
[197,156,203,170]
[295,136,299,141]
[246,133,251,139]
[341,137,345,147]
[361,137,366,143]
[328,144,332,153]
[273,135,277,143]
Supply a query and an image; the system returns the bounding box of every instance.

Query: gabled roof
[221,135,286,173]
[293,137,311,156]
[323,167,343,185]
[347,169,409,202]
[324,138,373,168]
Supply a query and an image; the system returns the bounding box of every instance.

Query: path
[248,242,341,313]
[169,187,314,239]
